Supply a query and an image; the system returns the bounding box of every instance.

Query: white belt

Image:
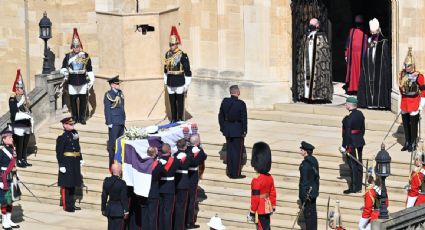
[176,170,188,174]
[0,167,6,171]
[188,167,198,171]
[160,177,175,181]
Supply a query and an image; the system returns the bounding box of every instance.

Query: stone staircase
[17,103,412,229]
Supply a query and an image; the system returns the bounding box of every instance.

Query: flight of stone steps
[17,103,412,229]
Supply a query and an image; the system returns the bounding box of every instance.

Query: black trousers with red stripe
[159,193,175,230]
[226,137,244,178]
[185,185,198,226]
[141,198,160,230]
[257,214,271,230]
[61,186,75,211]
[174,189,189,230]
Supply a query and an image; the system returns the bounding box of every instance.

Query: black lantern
[39,11,52,74]
[375,143,391,219]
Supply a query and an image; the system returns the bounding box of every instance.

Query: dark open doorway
[324,0,392,83]
[291,0,392,101]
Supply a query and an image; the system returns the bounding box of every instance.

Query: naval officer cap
[60,117,76,125]
[300,141,315,151]
[107,75,121,84]
[0,127,13,138]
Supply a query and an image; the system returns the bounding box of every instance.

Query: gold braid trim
[164,49,183,72]
[106,93,121,108]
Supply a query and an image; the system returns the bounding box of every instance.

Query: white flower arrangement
[124,127,149,140]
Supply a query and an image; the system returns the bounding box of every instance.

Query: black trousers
[108,216,124,230]
[257,214,271,230]
[125,190,141,230]
[168,93,184,121]
[185,184,198,226]
[108,125,125,167]
[69,94,88,121]
[13,133,30,161]
[60,186,75,211]
[226,137,244,177]
[174,189,189,230]
[347,146,363,191]
[402,113,420,148]
[303,198,317,230]
[159,193,175,230]
[141,198,159,230]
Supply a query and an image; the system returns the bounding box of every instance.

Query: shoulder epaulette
[9,92,16,98]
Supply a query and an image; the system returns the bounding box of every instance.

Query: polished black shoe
[401,143,409,151]
[343,189,354,194]
[79,119,86,125]
[23,160,32,167]
[3,227,12,230]
[186,224,200,229]
[230,175,246,179]
[16,161,26,168]
[64,208,75,213]
[10,224,20,229]
[73,206,81,211]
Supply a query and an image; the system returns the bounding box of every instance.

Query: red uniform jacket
[400,72,425,112]
[362,186,388,221]
[408,166,425,205]
[250,174,276,215]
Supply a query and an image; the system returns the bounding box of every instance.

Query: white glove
[80,160,85,166]
[60,68,69,76]
[108,124,113,128]
[358,217,370,229]
[0,183,4,189]
[246,212,254,223]
[163,74,167,85]
[339,146,346,153]
[192,146,200,154]
[87,81,93,90]
[176,152,187,160]
[159,159,167,165]
[406,196,417,208]
[420,98,425,111]
[184,76,191,92]
[87,72,95,89]
[59,167,66,173]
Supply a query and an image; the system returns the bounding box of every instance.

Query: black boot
[176,93,184,121]
[168,93,177,123]
[401,113,412,151]
[410,114,420,152]
[70,95,79,122]
[78,94,87,125]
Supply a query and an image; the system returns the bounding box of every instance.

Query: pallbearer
[406,150,425,208]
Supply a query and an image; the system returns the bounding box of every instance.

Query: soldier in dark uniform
[218,85,247,179]
[186,134,207,229]
[60,28,95,125]
[158,143,180,230]
[299,141,320,230]
[164,26,192,123]
[9,69,32,168]
[104,76,125,167]
[341,97,365,194]
[173,139,192,230]
[0,128,20,230]
[101,163,129,230]
[56,117,83,212]
[142,147,165,230]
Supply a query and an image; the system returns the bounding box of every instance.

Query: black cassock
[357,36,391,109]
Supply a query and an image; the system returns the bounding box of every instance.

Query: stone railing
[371,204,425,229]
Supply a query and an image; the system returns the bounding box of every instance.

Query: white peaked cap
[369,18,380,33]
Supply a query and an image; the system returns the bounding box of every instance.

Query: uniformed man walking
[104,76,125,167]
[56,117,83,212]
[163,26,192,123]
[101,163,129,230]
[9,69,32,168]
[299,141,320,230]
[341,97,365,194]
[218,85,247,179]
[60,28,95,125]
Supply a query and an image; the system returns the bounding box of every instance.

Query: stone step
[249,110,397,132]
[273,103,397,121]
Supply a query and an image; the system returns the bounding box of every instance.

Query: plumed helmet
[169,26,181,45]
[70,28,83,49]
[251,142,272,174]
[404,47,415,68]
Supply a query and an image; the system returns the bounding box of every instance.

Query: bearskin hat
[251,141,272,174]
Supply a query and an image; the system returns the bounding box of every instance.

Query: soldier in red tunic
[399,47,425,152]
[248,142,276,230]
[406,150,425,208]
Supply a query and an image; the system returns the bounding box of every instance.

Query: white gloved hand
[406,196,417,208]
[358,217,370,229]
[88,81,93,90]
[184,76,191,92]
[59,167,66,173]
[0,183,4,189]
[108,124,113,128]
[246,212,254,223]
[176,152,187,160]
[339,146,346,153]
[420,97,425,111]
[192,146,200,154]
[80,160,85,166]
[159,159,167,165]
[163,74,168,85]
[60,68,69,76]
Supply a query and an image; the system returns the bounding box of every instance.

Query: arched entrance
[291,0,392,101]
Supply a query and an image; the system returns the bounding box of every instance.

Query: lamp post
[39,11,52,74]
[375,143,391,219]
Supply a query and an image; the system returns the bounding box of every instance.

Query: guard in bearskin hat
[399,47,425,152]
[60,28,95,125]
[247,142,276,230]
[0,128,21,229]
[163,26,192,123]
[9,69,33,168]
[56,117,83,212]
[406,144,425,208]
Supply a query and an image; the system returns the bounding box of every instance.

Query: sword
[291,187,312,230]
[19,180,42,203]
[382,112,401,143]
[47,181,57,188]
[339,147,367,169]
[147,88,164,118]
[325,196,330,230]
